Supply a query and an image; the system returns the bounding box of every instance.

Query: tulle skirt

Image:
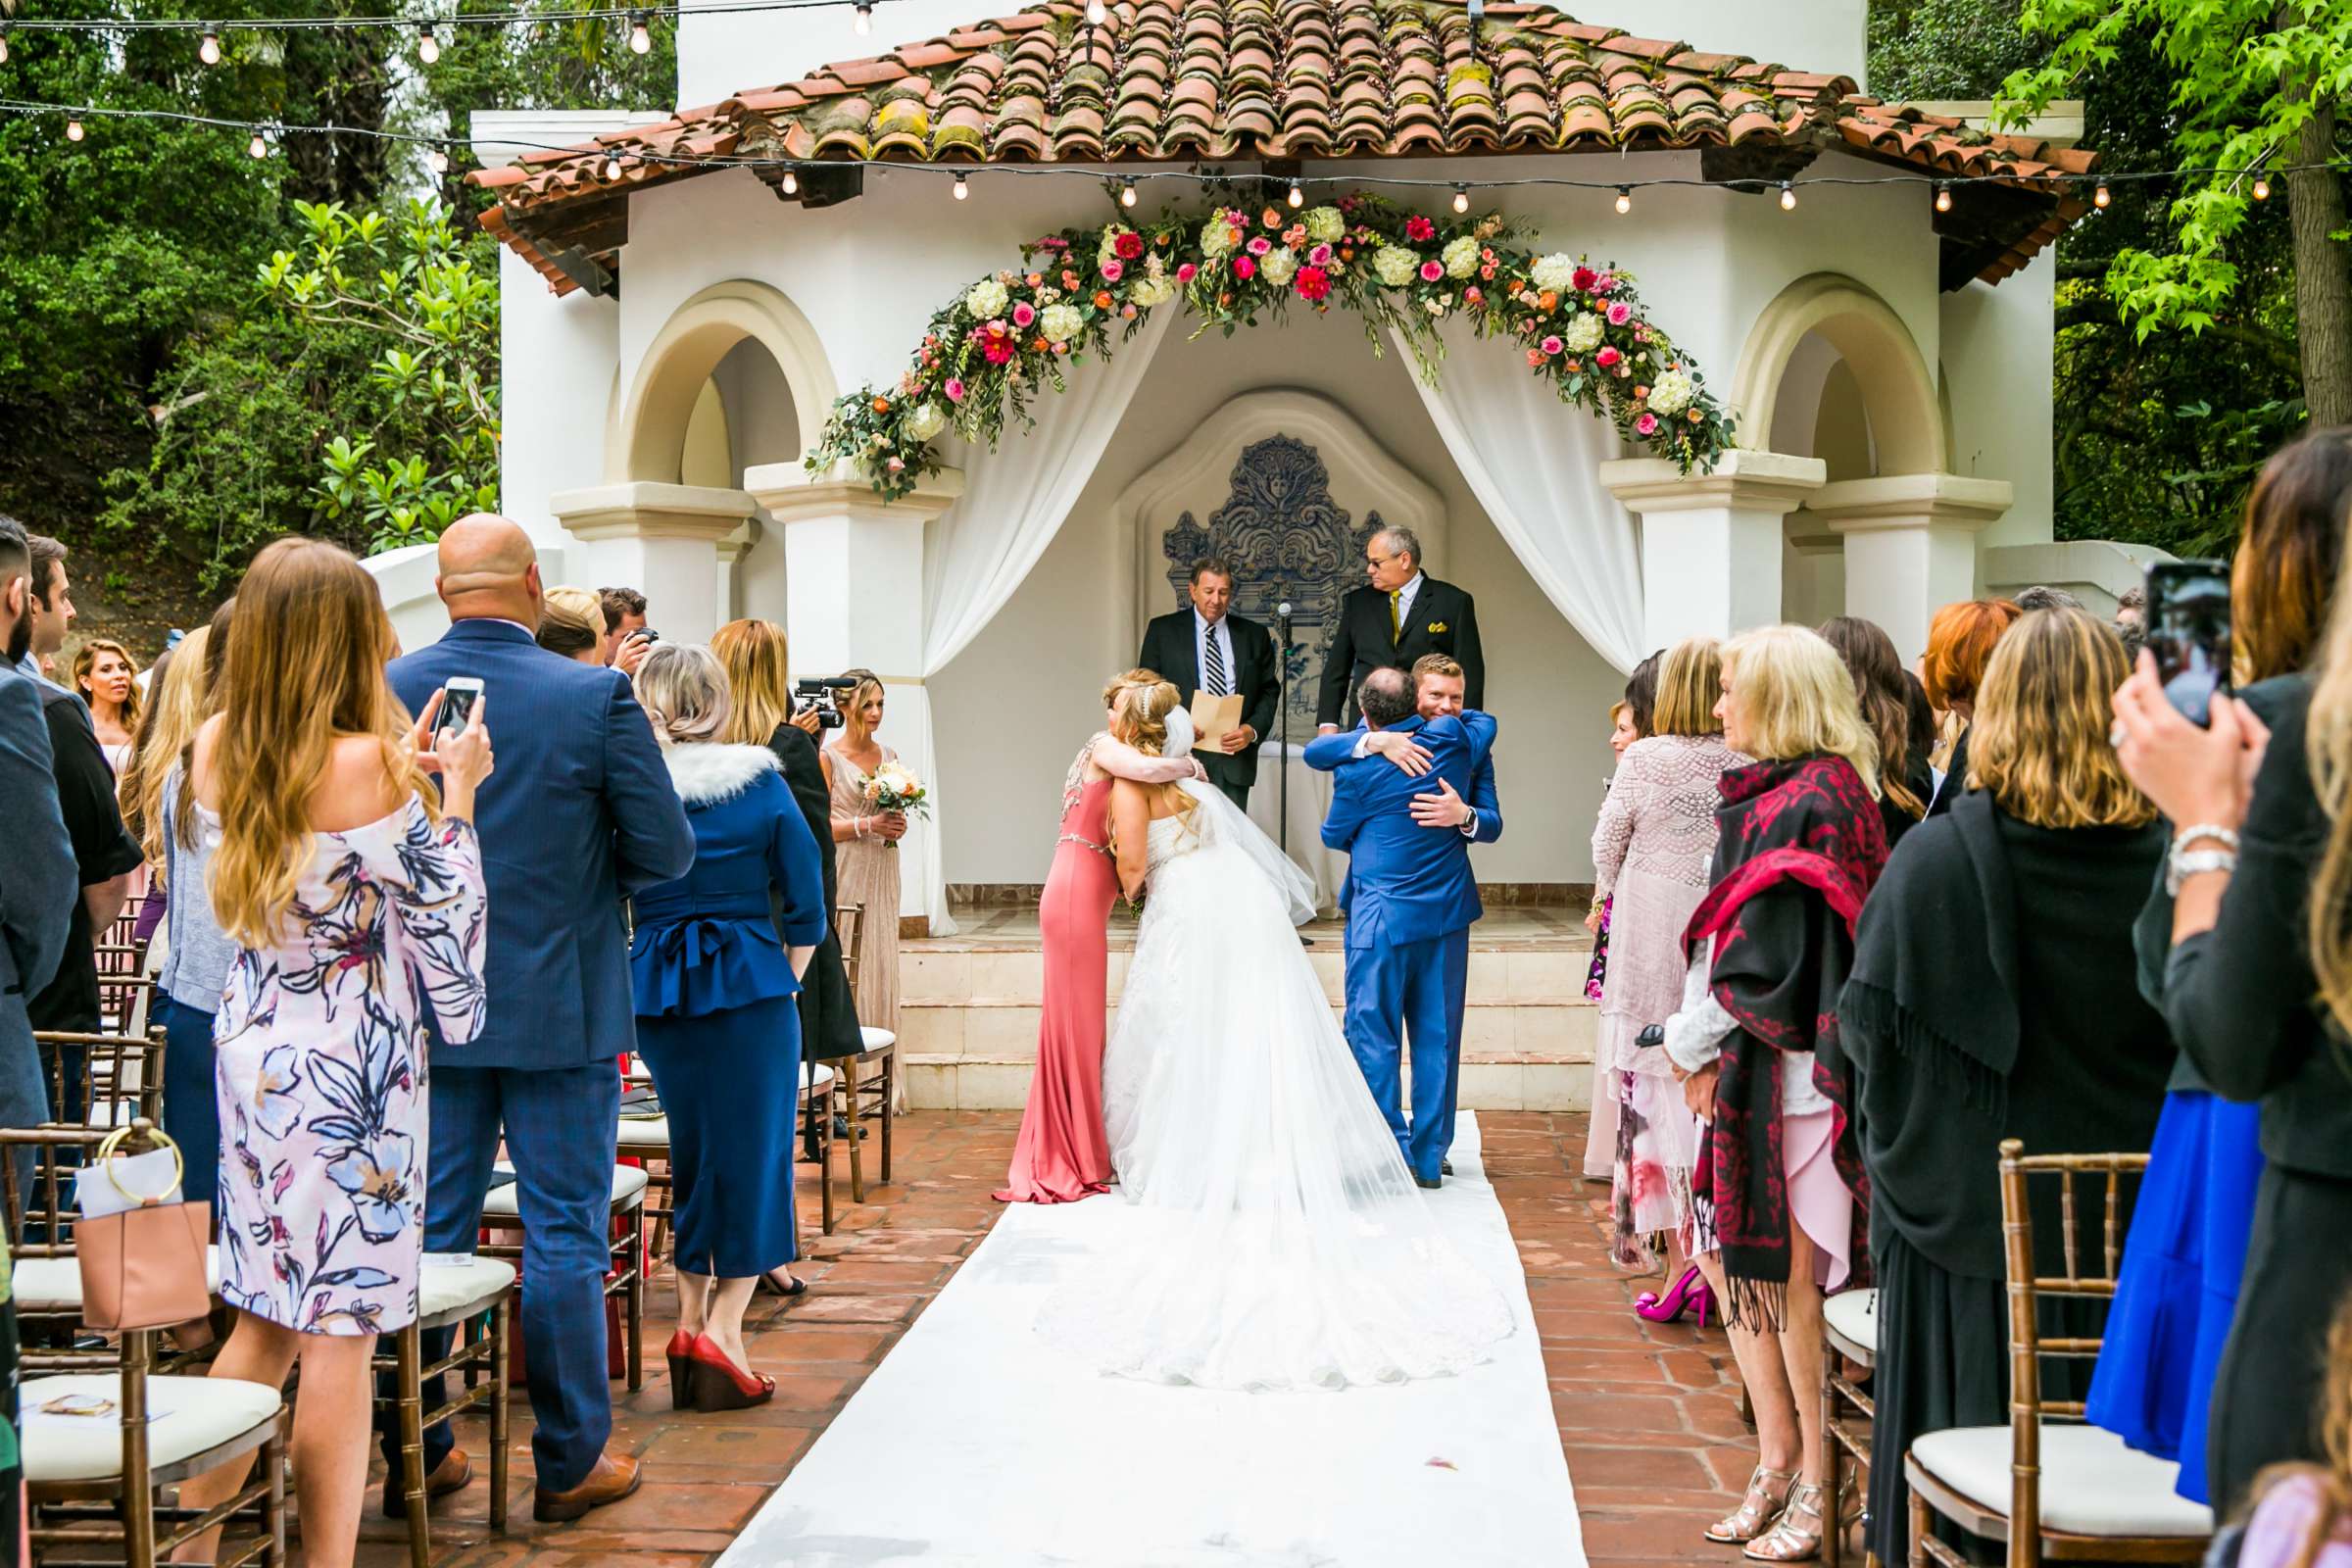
[1038,839,1514,1391]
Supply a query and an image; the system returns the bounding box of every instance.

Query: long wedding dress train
[1036,750,1514,1391]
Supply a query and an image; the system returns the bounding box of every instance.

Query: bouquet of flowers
[863,761,931,850]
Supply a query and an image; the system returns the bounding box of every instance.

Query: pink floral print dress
[211,795,487,1336]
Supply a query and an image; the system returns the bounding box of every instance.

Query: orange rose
[1539,290,1557,312]
[1095,290,1113,309]
[872,397,891,414]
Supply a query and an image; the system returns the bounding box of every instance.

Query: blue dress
[630,747,828,1279]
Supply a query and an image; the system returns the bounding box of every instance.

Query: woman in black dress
[1920,598,2023,817]
[1839,607,2173,1562]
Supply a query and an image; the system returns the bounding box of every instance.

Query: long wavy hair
[73,637,141,734]
[2235,428,2352,684]
[1718,624,1881,799]
[208,539,433,948]
[118,623,213,865]
[1820,616,1925,819]
[2302,484,2352,1040]
[1105,673,1196,845]
[1967,609,2154,830]
[710,618,795,748]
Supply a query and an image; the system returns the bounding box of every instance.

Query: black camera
[795,675,858,731]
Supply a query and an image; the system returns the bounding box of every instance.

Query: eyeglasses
[1366,550,1404,568]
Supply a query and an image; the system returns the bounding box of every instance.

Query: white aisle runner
[718,1111,1585,1568]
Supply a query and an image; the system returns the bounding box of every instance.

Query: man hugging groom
[1312,657,1500,1189]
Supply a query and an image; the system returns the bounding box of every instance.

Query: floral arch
[808,194,1735,501]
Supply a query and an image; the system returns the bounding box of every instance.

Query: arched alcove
[613,278,838,485]
[1732,272,1944,476]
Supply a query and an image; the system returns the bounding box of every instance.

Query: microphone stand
[1275,600,1292,860]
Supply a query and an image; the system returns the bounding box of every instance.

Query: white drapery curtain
[906,310,1175,935]
[1390,319,1647,673]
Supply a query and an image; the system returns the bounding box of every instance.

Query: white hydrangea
[964,277,1009,319]
[1645,370,1696,417]
[903,402,948,442]
[1372,245,1421,287]
[1200,217,1240,257]
[1039,303,1084,343]
[1561,311,1606,354]
[1530,253,1579,293]
[1442,234,1481,278]
[1259,248,1298,286]
[1304,206,1346,243]
[1128,274,1177,308]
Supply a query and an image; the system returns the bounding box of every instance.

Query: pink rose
[1419,260,1444,282]
[1526,347,1545,368]
[1592,271,1618,295]
[1248,236,1273,256]
[1540,335,1563,356]
[1121,303,1137,318]
[1101,259,1124,281]
[1635,412,1659,436]
[1606,301,1633,325]
[886,456,906,472]
[1176,262,1198,284]
[1595,345,1622,368]
[945,377,965,402]
[1233,255,1257,279]
[1012,301,1036,329]
[1308,243,1333,267]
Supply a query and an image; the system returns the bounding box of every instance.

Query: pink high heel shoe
[1635,1264,1714,1327]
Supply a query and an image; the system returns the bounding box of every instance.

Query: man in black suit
[1315,525,1484,732]
[1137,556,1280,809]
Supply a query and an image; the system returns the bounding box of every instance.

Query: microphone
[1276,600,1293,630]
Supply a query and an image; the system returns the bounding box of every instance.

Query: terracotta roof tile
[477,0,2096,294]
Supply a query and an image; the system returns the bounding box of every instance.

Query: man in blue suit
[1318,665,1498,1188]
[386,514,694,1522]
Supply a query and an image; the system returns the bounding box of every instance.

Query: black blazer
[1137,609,1280,788]
[1315,576,1484,727]
[764,721,864,1060]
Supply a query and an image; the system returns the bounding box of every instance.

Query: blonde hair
[119,624,213,864]
[210,540,432,948]
[1411,653,1465,684]
[542,585,606,632]
[1105,674,1197,839]
[1652,637,1724,738]
[1966,609,2155,830]
[1718,624,1880,798]
[710,619,795,747]
[537,586,606,660]
[73,637,141,733]
[633,643,731,747]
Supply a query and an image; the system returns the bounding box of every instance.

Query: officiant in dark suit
[1316,526,1483,731]
[1137,557,1279,810]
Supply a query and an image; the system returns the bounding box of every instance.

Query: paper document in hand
[1190,690,1244,746]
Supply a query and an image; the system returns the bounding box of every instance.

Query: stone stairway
[897,926,1599,1112]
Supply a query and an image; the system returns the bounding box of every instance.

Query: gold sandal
[1704,1465,1797,1544]
[1743,1479,1827,1562]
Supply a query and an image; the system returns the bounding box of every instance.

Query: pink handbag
[75,1124,213,1333]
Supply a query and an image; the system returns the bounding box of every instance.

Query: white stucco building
[373,0,2124,937]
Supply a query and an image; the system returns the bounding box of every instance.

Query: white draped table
[1245,742,1347,912]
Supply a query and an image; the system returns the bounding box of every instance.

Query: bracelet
[2166,845,2238,897]
[2173,822,2241,853]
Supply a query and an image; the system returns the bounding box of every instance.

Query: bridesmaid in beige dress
[822,670,904,1037]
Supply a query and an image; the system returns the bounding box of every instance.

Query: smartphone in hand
[2143,560,2231,726]
[436,676,484,741]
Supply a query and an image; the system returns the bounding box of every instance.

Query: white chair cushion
[800,1062,836,1098]
[13,1247,221,1314]
[480,1163,648,1217]
[615,1116,670,1147]
[416,1254,517,1323]
[22,1373,279,1485]
[1911,1424,2215,1538]
[1824,1288,1878,1357]
[859,1027,897,1052]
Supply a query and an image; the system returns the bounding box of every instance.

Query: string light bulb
[248,126,268,158]
[1451,184,1469,214]
[853,1,872,33]
[425,143,450,173]
[780,165,799,195]
[2253,174,2271,200]
[1934,181,1952,213]
[603,153,623,180]
[953,172,969,200]
[2092,178,2110,209]
[67,114,85,142]
[628,12,652,52]
[1085,0,1106,23]
[199,24,222,65]
[1119,176,1137,208]
[1614,184,1631,215]
[416,23,439,63]
[1287,179,1303,209]
[1778,180,1795,211]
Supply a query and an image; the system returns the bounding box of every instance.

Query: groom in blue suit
[1318,666,1498,1187]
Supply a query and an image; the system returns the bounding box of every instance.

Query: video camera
[795,674,859,730]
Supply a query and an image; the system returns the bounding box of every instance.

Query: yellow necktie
[1389,588,1401,641]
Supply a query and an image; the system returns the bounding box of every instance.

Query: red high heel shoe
[685,1334,775,1411]
[664,1329,695,1411]
[1634,1264,1714,1328]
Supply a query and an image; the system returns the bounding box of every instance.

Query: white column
[548,480,754,645]
[1809,473,2013,663]
[1599,450,1827,651]
[714,517,760,629]
[745,459,967,934]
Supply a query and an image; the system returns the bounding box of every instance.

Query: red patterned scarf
[1682,753,1886,1330]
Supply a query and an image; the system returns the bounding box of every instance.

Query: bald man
[381,514,693,1523]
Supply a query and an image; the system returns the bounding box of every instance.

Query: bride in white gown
[1037,697,1514,1391]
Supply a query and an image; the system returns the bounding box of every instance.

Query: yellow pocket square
[1427,621,1447,634]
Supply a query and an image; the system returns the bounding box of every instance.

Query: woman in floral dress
[172,539,492,1568]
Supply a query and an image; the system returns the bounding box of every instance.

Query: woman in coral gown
[995,673,1204,1204]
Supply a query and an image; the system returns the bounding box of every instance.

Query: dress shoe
[1441,1159,1453,1176]
[1414,1175,1443,1191]
[381,1446,471,1518]
[533,1452,643,1523]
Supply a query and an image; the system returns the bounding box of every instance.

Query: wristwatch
[1458,808,1479,838]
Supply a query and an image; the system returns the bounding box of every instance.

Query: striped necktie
[1203,625,1227,696]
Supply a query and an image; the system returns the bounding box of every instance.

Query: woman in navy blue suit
[629,644,828,1412]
